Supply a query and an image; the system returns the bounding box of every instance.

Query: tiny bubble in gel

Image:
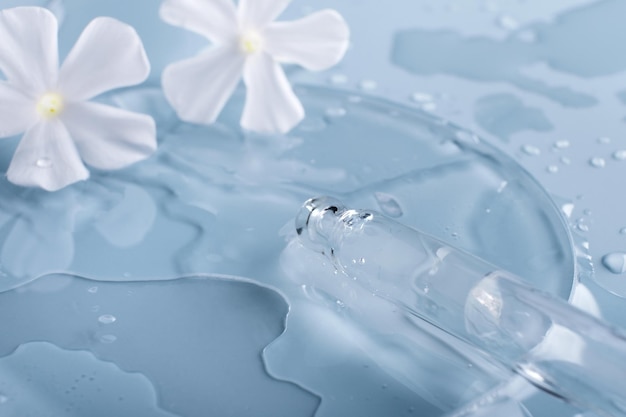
[98,314,117,324]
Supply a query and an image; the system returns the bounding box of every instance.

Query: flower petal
[7,120,89,191]
[58,17,150,101]
[160,0,238,44]
[241,52,304,133]
[264,10,350,71]
[0,7,58,96]
[162,45,245,125]
[238,0,291,29]
[62,101,157,170]
[0,82,37,138]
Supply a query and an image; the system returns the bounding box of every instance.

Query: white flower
[160,0,350,134]
[0,7,157,191]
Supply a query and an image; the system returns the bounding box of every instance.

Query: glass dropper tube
[295,196,626,417]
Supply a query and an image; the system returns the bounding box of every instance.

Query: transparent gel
[296,196,626,417]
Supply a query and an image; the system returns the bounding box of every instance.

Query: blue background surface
[2,1,626,416]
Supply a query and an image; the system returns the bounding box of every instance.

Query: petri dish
[0,86,576,416]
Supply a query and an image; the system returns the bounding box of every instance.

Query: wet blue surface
[1,1,625,416]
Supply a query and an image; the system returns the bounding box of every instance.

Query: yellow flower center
[239,30,263,54]
[36,92,64,119]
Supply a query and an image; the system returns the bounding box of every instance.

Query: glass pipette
[295,196,626,417]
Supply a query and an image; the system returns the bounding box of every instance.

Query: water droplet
[613,150,626,161]
[99,334,117,344]
[546,165,559,173]
[411,92,434,103]
[560,156,571,165]
[597,136,611,144]
[561,203,574,218]
[435,247,452,261]
[329,74,348,85]
[496,15,519,30]
[325,107,347,118]
[553,140,570,149]
[575,219,589,232]
[589,157,606,168]
[374,192,403,218]
[521,144,541,156]
[0,394,8,404]
[602,252,626,274]
[87,286,98,294]
[98,314,117,324]
[620,227,626,235]
[359,80,378,91]
[36,157,52,168]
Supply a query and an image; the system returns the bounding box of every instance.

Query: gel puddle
[0,274,318,417]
